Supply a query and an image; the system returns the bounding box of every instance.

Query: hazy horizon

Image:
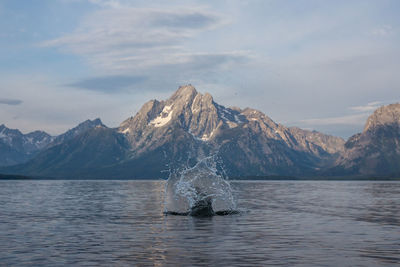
[1,0,399,138]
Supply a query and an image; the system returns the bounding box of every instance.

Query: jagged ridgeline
[0,119,104,167]
[328,103,400,176]
[1,85,399,179]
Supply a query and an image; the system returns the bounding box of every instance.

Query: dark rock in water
[215,210,240,215]
[164,158,238,216]
[189,197,214,217]
[164,192,239,217]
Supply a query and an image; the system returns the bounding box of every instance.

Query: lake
[0,180,399,266]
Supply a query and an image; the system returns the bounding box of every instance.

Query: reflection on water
[0,180,399,266]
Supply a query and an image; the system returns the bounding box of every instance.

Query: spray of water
[164,156,237,216]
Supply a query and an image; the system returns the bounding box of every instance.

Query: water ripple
[0,180,399,266]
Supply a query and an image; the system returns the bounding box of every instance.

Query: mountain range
[1,85,399,179]
[0,119,104,167]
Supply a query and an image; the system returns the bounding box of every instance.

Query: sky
[0,0,399,138]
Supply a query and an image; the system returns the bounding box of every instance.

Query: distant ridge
[329,103,400,176]
[0,119,104,167]
[1,86,399,179]
[0,124,53,166]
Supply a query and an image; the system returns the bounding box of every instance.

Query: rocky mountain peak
[0,124,52,144]
[50,118,106,146]
[331,103,400,176]
[4,84,383,179]
[78,118,104,128]
[137,100,162,120]
[165,85,205,115]
[119,99,162,135]
[119,85,244,143]
[203,92,213,101]
[166,85,197,108]
[363,103,400,132]
[115,85,344,170]
[241,108,276,126]
[25,130,52,142]
[172,84,197,96]
[0,124,23,139]
[0,124,54,166]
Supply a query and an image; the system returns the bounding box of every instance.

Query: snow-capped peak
[150,105,174,127]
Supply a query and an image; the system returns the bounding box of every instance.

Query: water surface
[0,180,399,266]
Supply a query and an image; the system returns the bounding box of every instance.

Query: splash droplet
[164,156,237,216]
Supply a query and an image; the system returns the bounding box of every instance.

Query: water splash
[164,156,237,216]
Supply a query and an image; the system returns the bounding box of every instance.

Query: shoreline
[1,173,399,181]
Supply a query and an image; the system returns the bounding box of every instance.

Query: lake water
[0,180,399,266]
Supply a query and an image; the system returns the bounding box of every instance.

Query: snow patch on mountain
[150,105,174,127]
[234,114,243,123]
[201,129,216,141]
[119,128,130,134]
[227,121,238,128]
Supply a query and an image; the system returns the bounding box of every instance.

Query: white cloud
[349,101,383,112]
[5,0,399,138]
[60,0,122,8]
[300,113,369,126]
[0,74,157,134]
[87,0,121,8]
[370,25,394,37]
[42,7,235,73]
[299,101,387,127]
